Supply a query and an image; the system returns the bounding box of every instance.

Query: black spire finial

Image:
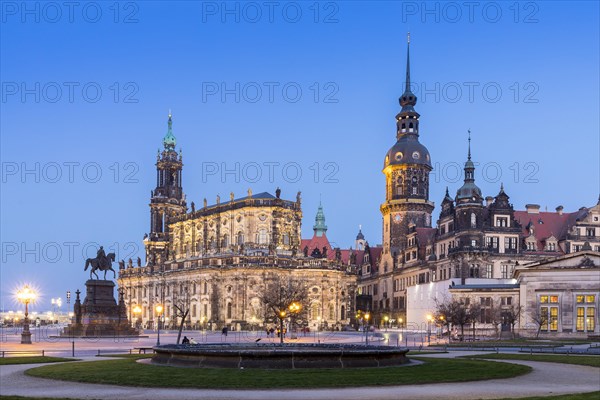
[467,129,472,161]
[399,32,417,109]
[405,32,411,93]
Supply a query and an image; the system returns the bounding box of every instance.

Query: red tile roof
[513,208,588,252]
[300,233,382,266]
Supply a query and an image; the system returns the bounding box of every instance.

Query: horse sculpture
[84,252,116,280]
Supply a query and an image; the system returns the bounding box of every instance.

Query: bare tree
[489,300,504,340]
[504,304,523,339]
[173,284,191,344]
[467,303,481,341]
[435,297,471,341]
[259,274,307,344]
[529,307,547,339]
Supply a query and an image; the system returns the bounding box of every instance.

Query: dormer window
[496,216,508,227]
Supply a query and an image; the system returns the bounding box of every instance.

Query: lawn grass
[464,353,600,368]
[493,392,600,400]
[25,356,530,389]
[0,356,75,365]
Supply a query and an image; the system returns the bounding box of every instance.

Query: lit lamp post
[133,305,142,329]
[316,315,322,342]
[155,304,163,346]
[51,298,62,324]
[383,315,389,332]
[278,310,286,344]
[288,302,302,339]
[426,314,433,345]
[364,312,370,345]
[439,315,445,342]
[17,285,36,344]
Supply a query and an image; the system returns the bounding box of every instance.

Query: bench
[133,347,154,354]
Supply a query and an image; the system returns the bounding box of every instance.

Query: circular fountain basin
[151,343,410,369]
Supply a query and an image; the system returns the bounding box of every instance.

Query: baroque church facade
[118,113,364,331]
[119,39,599,337]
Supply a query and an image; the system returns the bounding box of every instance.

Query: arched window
[329,303,335,320]
[203,281,208,294]
[401,123,406,131]
[396,177,403,196]
[227,303,232,319]
[283,233,290,245]
[222,234,229,247]
[471,213,477,228]
[341,305,346,320]
[237,231,244,245]
[258,229,268,244]
[311,303,320,320]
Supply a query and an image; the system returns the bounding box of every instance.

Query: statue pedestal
[62,280,138,337]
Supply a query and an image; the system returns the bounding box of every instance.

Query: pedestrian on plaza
[182,336,190,344]
[222,326,228,336]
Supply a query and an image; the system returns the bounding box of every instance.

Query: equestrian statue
[84,246,117,280]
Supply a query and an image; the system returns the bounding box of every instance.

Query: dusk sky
[1,1,598,311]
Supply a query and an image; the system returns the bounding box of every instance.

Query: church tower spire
[456,130,482,205]
[145,112,187,266]
[313,201,328,237]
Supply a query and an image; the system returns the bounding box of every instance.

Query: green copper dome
[313,201,328,237]
[163,112,176,150]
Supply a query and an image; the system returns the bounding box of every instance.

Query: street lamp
[288,302,302,339]
[439,315,446,342]
[51,298,62,324]
[426,314,433,345]
[383,315,389,332]
[17,285,36,344]
[155,304,163,346]
[133,305,142,329]
[316,315,322,342]
[364,312,370,345]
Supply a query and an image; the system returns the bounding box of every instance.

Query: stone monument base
[61,279,139,337]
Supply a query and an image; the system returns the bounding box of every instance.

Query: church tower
[454,132,484,247]
[313,201,328,237]
[144,112,187,266]
[380,34,434,267]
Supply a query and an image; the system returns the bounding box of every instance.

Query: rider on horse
[97,246,106,265]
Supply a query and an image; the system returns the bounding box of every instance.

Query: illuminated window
[539,294,560,332]
[576,294,596,332]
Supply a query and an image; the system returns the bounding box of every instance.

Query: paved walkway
[1,353,599,399]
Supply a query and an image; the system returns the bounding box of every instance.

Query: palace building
[357,37,600,337]
[119,38,599,338]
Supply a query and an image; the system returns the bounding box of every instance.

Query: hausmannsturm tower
[380,34,434,270]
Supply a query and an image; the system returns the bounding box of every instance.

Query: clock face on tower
[393,214,403,223]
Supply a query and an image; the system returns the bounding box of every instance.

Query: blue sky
[1,1,599,311]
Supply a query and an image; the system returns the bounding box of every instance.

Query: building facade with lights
[357,38,600,337]
[118,41,600,338]
[117,114,366,331]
